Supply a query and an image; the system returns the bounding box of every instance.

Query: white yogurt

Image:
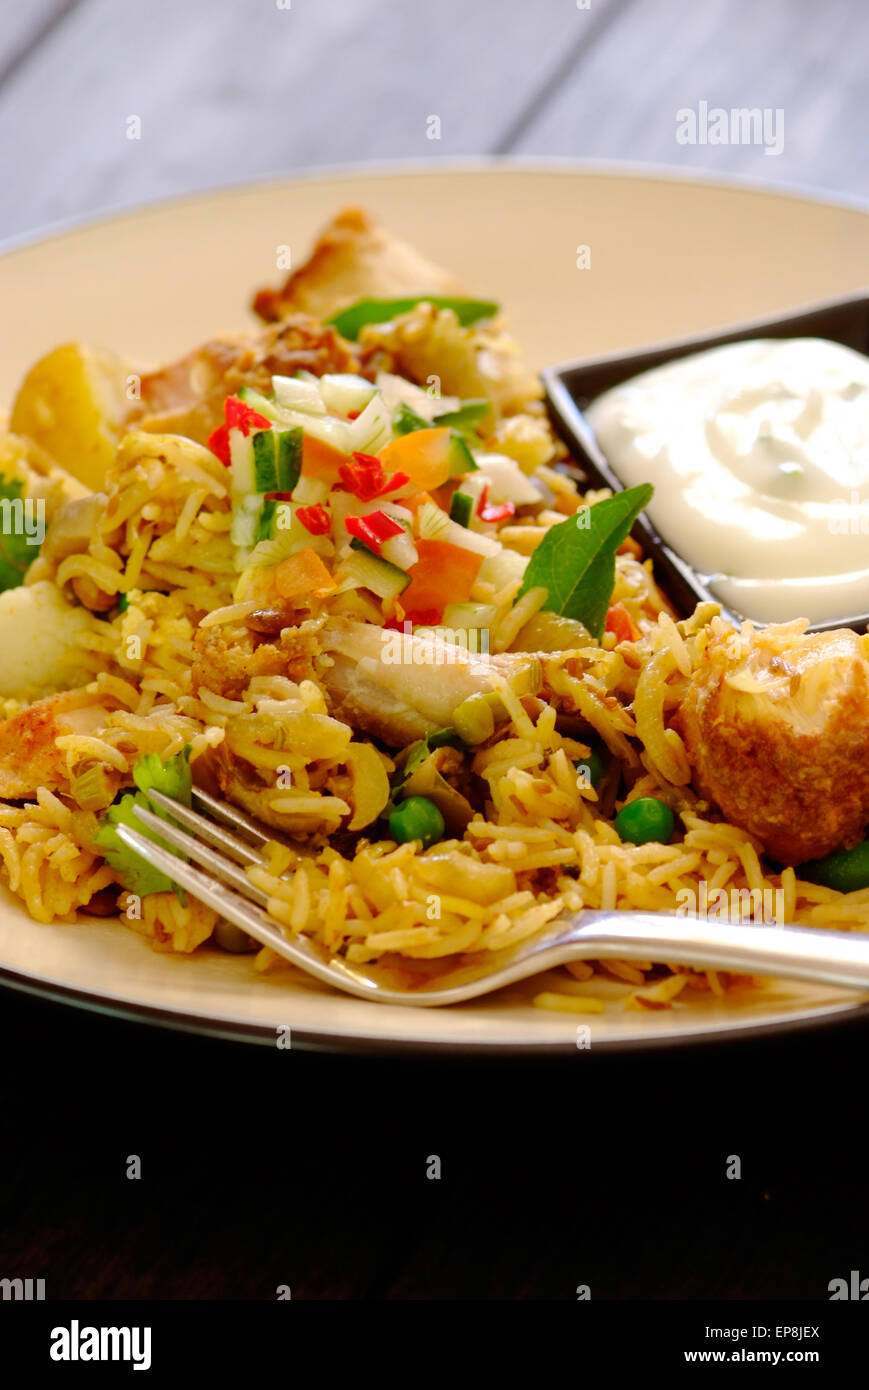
[584,337,869,624]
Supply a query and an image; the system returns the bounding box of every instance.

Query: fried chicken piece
[130,315,361,445]
[252,207,465,324]
[315,618,541,746]
[0,690,111,800]
[674,622,869,864]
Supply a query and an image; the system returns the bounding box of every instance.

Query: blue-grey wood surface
[0,0,866,242]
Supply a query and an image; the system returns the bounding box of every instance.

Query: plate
[2,160,869,1051]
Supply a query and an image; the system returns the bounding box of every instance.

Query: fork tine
[132,803,269,907]
[145,789,264,865]
[113,822,385,997]
[191,786,273,847]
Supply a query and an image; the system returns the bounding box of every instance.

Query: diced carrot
[274,547,336,600]
[302,434,346,481]
[379,427,454,491]
[605,601,641,643]
[399,539,483,620]
[402,489,436,516]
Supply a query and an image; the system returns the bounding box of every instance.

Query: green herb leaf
[327,297,499,342]
[95,747,193,898]
[0,474,38,591]
[517,484,653,641]
[432,399,490,435]
[392,402,429,436]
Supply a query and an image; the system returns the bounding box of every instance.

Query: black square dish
[543,291,869,632]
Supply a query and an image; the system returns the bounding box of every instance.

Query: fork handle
[575,914,869,992]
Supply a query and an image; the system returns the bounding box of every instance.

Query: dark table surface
[2,983,865,1301]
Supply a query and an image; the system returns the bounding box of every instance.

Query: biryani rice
[2,374,868,1012]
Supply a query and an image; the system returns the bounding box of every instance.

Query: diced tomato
[399,539,484,620]
[207,423,231,466]
[605,602,641,643]
[295,504,331,535]
[403,608,443,627]
[274,547,336,600]
[224,395,272,436]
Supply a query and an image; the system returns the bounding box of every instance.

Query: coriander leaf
[95,747,193,898]
[94,793,177,898]
[132,745,193,808]
[517,484,653,641]
[327,297,499,341]
[0,474,36,591]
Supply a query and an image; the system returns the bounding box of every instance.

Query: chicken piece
[129,315,361,446]
[251,207,466,324]
[315,618,541,746]
[674,622,869,864]
[0,690,110,799]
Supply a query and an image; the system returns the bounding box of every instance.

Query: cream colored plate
[2,161,869,1051]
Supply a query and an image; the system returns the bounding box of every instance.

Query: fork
[114,789,869,1006]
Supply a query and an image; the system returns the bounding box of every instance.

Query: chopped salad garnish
[212,367,648,638]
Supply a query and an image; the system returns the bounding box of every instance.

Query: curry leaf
[517,484,653,641]
[327,297,499,341]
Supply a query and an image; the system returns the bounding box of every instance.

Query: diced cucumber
[375,372,459,423]
[475,453,541,505]
[433,399,490,434]
[275,428,303,493]
[442,601,498,631]
[271,375,326,415]
[318,373,378,416]
[447,432,478,477]
[230,493,264,548]
[417,500,451,543]
[393,402,429,437]
[346,392,392,454]
[252,430,278,492]
[236,385,282,420]
[229,430,255,495]
[379,529,419,571]
[292,474,330,506]
[418,501,499,556]
[255,497,279,543]
[478,546,529,590]
[449,491,474,527]
[338,546,410,599]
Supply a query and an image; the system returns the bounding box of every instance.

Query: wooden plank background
[0,0,865,242]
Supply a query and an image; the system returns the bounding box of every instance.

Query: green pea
[388,795,445,848]
[574,745,605,789]
[801,839,869,893]
[614,796,675,846]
